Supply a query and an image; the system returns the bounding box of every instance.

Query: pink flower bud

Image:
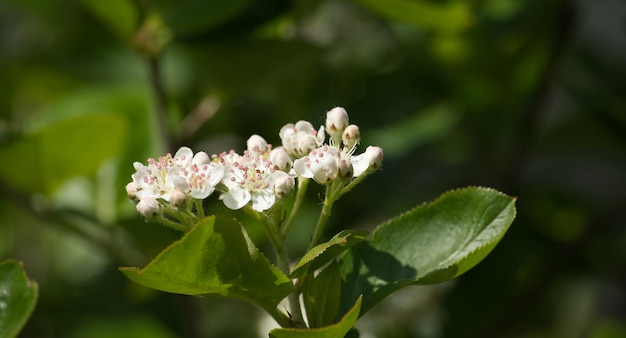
[136,197,161,219]
[338,159,354,180]
[192,151,211,166]
[126,182,141,201]
[273,172,295,198]
[296,135,318,157]
[169,188,188,208]
[247,134,268,154]
[269,147,292,171]
[326,107,349,141]
[342,124,360,150]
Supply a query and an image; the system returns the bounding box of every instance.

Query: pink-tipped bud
[273,172,295,199]
[247,134,268,154]
[338,159,354,180]
[169,188,188,208]
[269,147,292,172]
[326,107,349,141]
[342,124,360,149]
[192,151,211,166]
[126,182,141,201]
[363,146,383,171]
[136,197,161,219]
[296,134,318,157]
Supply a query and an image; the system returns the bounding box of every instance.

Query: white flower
[130,146,224,202]
[221,155,290,212]
[293,145,341,184]
[279,121,325,158]
[351,146,383,177]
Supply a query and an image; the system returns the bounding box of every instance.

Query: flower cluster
[126,107,383,228]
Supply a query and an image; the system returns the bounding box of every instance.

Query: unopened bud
[247,134,268,154]
[273,172,295,198]
[136,197,161,219]
[296,134,318,157]
[126,182,141,201]
[169,188,188,208]
[338,159,354,180]
[326,107,349,142]
[342,124,360,150]
[269,147,292,171]
[192,151,211,166]
[364,146,383,170]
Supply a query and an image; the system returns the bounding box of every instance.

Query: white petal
[222,188,250,210]
[293,158,313,178]
[251,191,275,212]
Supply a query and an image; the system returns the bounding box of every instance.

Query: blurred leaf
[69,315,176,338]
[291,230,368,278]
[303,261,342,328]
[0,260,38,338]
[368,103,460,159]
[269,296,362,338]
[338,187,516,315]
[0,113,127,195]
[120,216,292,311]
[353,0,472,32]
[77,0,138,38]
[153,0,254,36]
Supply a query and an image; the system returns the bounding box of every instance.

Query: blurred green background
[1,0,625,337]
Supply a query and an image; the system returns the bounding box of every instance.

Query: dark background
[1,0,625,337]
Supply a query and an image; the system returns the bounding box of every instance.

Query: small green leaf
[291,230,368,278]
[303,261,341,328]
[269,296,362,338]
[120,216,292,312]
[339,187,516,315]
[0,260,38,338]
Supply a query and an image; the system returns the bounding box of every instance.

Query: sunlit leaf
[0,260,38,338]
[269,296,362,338]
[338,187,516,315]
[120,216,292,312]
[291,230,368,278]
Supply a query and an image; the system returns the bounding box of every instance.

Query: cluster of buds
[127,107,383,224]
[294,107,383,184]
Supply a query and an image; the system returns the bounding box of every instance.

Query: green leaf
[0,260,38,338]
[353,0,472,32]
[339,187,516,315]
[0,113,128,195]
[303,261,341,328]
[154,0,254,36]
[291,230,368,278]
[269,296,362,338]
[120,216,292,312]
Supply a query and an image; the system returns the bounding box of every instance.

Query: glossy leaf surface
[121,216,292,312]
[339,187,516,315]
[0,260,38,338]
[269,296,362,338]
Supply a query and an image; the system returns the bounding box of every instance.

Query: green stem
[281,178,309,238]
[339,171,370,198]
[307,181,341,251]
[262,218,304,327]
[194,199,204,219]
[154,215,187,231]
